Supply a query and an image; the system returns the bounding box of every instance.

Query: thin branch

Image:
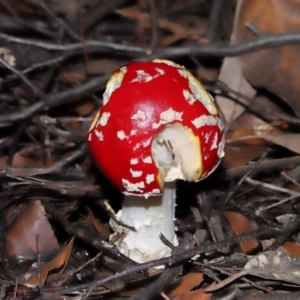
[1,29,300,58]
[70,0,129,34]
[145,0,160,55]
[206,0,224,41]
[223,149,271,204]
[21,56,65,75]
[39,226,279,299]
[0,74,109,127]
[150,30,300,59]
[40,2,81,42]
[225,155,300,180]
[0,57,48,99]
[0,31,144,53]
[216,79,300,125]
[2,143,88,177]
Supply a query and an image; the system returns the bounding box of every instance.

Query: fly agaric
[87,59,224,263]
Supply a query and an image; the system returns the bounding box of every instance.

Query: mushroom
[87,59,225,263]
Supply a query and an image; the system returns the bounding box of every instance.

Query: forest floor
[1,0,300,299]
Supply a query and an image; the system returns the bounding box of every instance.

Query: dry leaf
[85,207,111,239]
[172,288,211,300]
[74,102,95,117]
[6,200,59,260]
[60,59,120,85]
[260,134,300,155]
[84,59,120,75]
[223,125,269,169]
[26,237,74,286]
[206,251,300,292]
[216,57,256,125]
[168,271,204,296]
[234,0,300,117]
[282,241,300,258]
[222,97,284,169]
[227,119,300,157]
[275,214,300,257]
[222,146,267,170]
[224,211,260,253]
[117,7,204,46]
[59,72,87,84]
[0,153,43,168]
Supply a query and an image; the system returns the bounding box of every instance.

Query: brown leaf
[59,72,87,84]
[168,271,204,296]
[172,288,211,300]
[74,102,95,117]
[234,0,300,117]
[26,237,74,287]
[0,153,42,168]
[119,270,204,297]
[226,113,300,156]
[60,59,120,84]
[221,146,267,170]
[282,241,300,257]
[261,134,300,155]
[224,211,260,253]
[117,7,203,46]
[6,200,59,260]
[85,207,111,239]
[222,102,282,169]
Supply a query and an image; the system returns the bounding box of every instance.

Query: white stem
[110,181,178,263]
[110,124,200,262]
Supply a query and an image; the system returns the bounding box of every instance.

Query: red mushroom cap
[87,59,224,197]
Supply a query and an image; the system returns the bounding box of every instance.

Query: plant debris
[1,0,300,299]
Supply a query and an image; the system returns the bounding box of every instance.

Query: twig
[0,74,109,127]
[194,261,275,294]
[246,22,264,37]
[21,56,65,75]
[223,149,270,204]
[6,120,30,166]
[35,235,42,288]
[259,194,299,212]
[206,0,224,41]
[2,29,300,58]
[281,171,300,188]
[56,252,102,286]
[0,0,55,37]
[0,31,144,53]
[40,2,81,41]
[216,79,300,125]
[191,57,300,126]
[225,156,300,180]
[38,226,280,299]
[0,57,48,99]
[2,143,88,177]
[265,215,300,251]
[145,0,159,55]
[149,29,300,59]
[42,201,134,264]
[245,177,300,196]
[70,0,129,34]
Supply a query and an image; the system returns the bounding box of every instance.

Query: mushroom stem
[110,181,178,263]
